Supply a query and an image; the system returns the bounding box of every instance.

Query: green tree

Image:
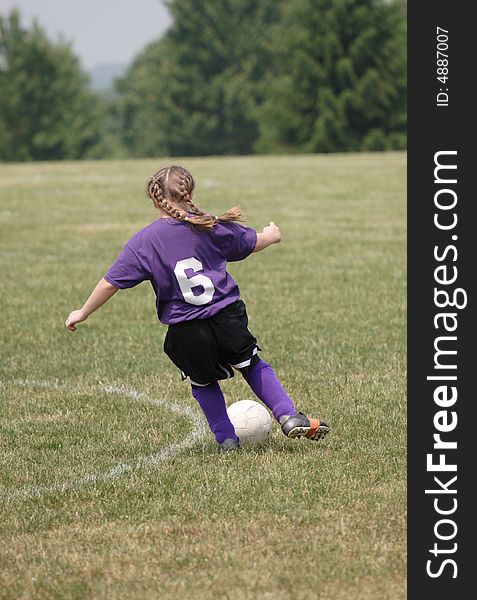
[256,0,406,153]
[115,39,170,157]
[116,0,283,157]
[0,10,116,161]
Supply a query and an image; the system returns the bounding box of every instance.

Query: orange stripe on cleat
[305,418,321,438]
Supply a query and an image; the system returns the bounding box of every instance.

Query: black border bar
[408,2,474,597]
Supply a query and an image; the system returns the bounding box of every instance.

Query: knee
[238,355,265,379]
[191,380,219,396]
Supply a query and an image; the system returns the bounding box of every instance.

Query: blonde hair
[146,165,243,231]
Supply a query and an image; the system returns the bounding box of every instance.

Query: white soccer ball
[226,399,272,445]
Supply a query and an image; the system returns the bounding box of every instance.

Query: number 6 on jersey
[174,257,215,305]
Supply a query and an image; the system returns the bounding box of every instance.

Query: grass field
[0,152,406,599]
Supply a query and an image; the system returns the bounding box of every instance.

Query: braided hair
[146,165,243,231]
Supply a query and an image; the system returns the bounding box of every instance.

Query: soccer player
[65,165,330,451]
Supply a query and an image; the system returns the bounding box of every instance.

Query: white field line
[0,379,208,501]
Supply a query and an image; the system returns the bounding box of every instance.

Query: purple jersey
[104,218,257,324]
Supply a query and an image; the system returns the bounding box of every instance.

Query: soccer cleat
[218,438,240,452]
[279,412,330,441]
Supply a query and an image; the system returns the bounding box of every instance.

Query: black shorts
[163,299,260,386]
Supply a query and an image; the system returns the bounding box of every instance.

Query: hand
[263,221,282,244]
[65,309,87,332]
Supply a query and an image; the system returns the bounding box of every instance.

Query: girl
[65,165,330,451]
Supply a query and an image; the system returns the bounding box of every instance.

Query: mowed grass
[0,153,406,599]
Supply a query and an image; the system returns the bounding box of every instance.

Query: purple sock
[191,382,238,444]
[242,359,297,421]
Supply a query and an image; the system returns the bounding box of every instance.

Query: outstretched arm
[65,278,119,332]
[253,221,282,253]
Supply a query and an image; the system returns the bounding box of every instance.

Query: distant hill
[88,63,127,91]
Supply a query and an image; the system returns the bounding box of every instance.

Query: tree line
[0,0,406,162]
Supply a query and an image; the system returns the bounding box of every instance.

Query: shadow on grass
[184,438,336,457]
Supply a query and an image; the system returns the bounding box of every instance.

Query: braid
[146,165,244,231]
[146,173,182,220]
[159,196,190,222]
[187,197,204,215]
[179,174,203,215]
[151,185,187,222]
